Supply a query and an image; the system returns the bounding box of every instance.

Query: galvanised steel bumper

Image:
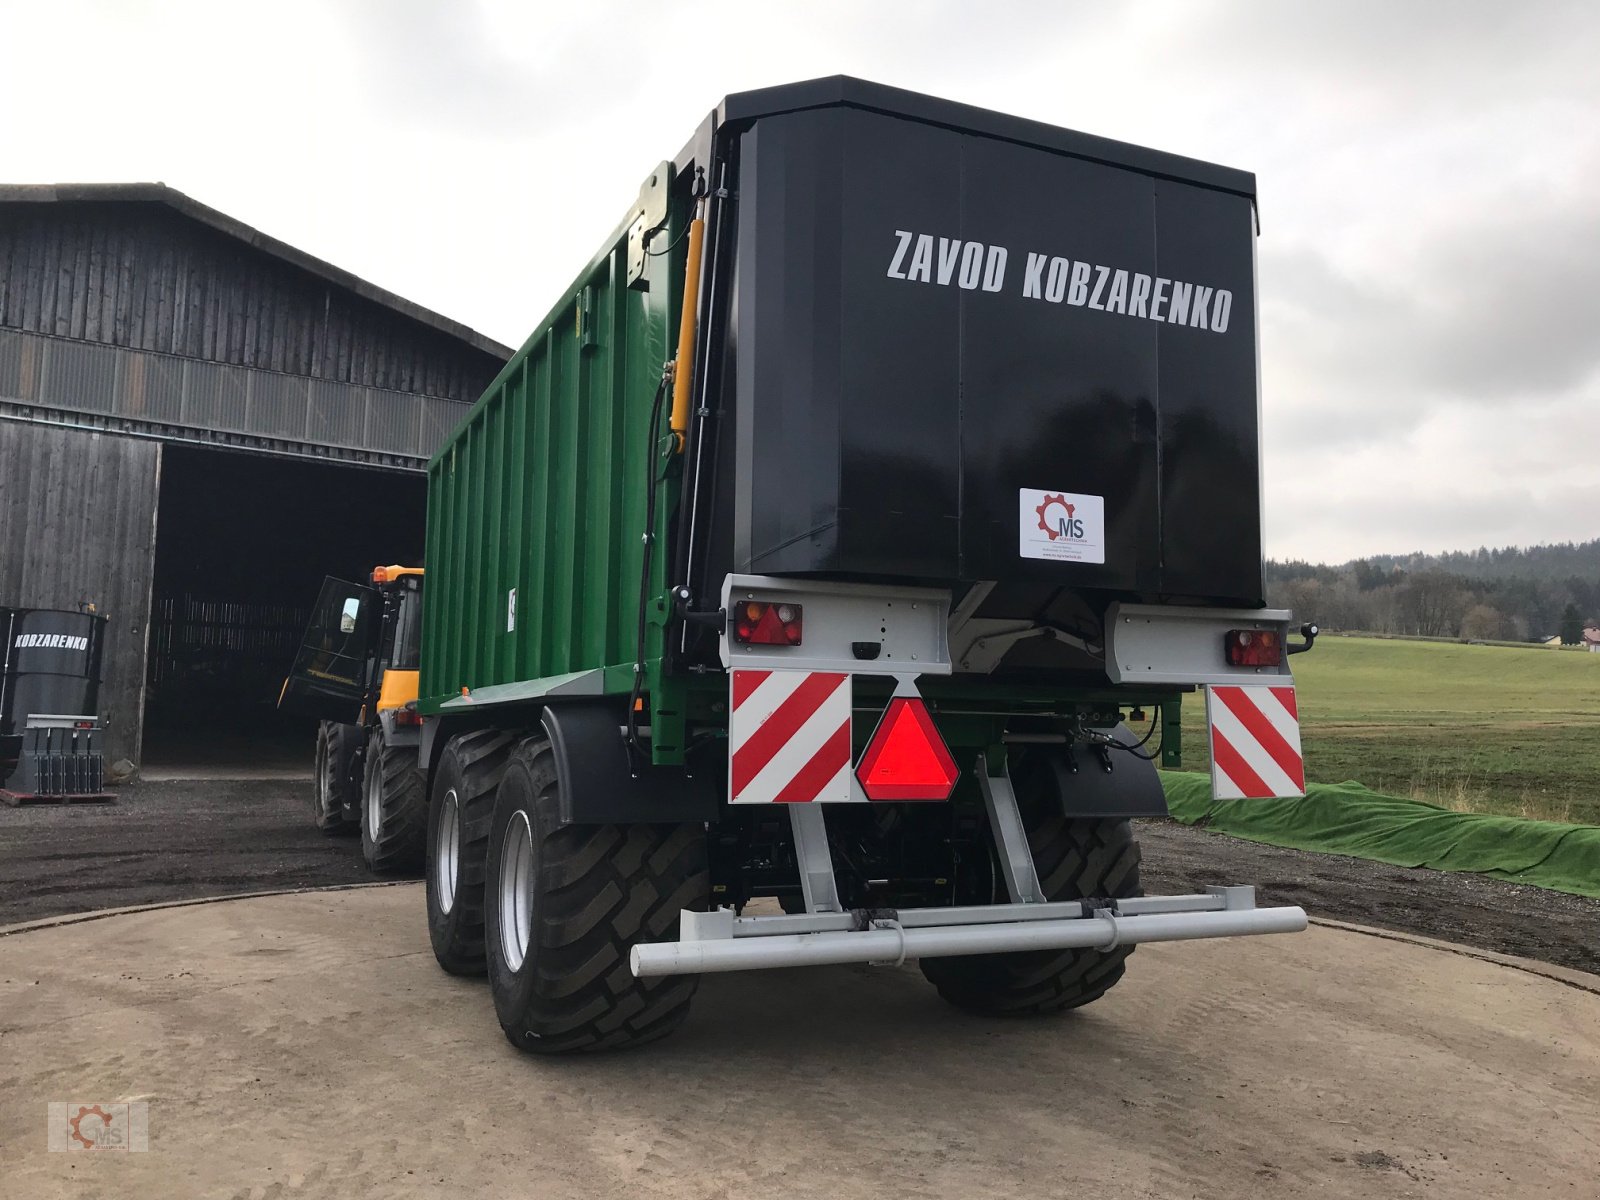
[631,886,1306,977]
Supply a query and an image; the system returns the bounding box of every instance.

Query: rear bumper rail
[631,886,1307,977]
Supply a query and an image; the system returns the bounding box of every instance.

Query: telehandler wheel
[919,753,1142,1017]
[484,736,709,1054]
[426,729,518,976]
[360,728,427,874]
[312,721,360,835]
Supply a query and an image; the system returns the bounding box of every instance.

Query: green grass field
[1177,636,1600,825]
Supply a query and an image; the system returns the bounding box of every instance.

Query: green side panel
[419,211,678,714]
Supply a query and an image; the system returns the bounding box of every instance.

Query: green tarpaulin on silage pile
[1160,773,1600,901]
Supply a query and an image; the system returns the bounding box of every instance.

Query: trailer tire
[312,721,360,835]
[426,729,518,975]
[484,736,708,1054]
[920,759,1142,1016]
[360,728,426,874]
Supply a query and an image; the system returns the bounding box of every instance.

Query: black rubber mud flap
[1051,723,1169,818]
[540,702,719,826]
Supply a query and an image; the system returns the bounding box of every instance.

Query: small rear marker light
[856,697,960,801]
[393,708,421,728]
[732,601,802,646]
[1225,628,1283,667]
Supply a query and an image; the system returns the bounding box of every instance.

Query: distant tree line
[1267,539,1600,642]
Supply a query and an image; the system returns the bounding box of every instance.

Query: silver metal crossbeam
[633,887,1307,977]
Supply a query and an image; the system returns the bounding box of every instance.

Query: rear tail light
[733,601,803,646]
[393,706,422,728]
[1225,628,1283,667]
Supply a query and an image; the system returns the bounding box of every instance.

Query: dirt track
[2,778,1596,975]
[1,886,1596,1199]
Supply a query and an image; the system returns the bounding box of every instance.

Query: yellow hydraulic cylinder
[669,214,706,452]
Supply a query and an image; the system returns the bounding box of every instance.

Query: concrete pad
[1,886,1596,1199]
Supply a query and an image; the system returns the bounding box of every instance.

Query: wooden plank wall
[0,419,159,763]
[0,202,503,402]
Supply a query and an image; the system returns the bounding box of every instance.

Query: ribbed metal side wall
[0,328,471,467]
[0,202,504,401]
[0,419,159,764]
[419,236,674,709]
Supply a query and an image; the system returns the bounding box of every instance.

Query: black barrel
[0,607,107,786]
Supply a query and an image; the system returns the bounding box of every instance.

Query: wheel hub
[435,787,460,914]
[364,757,382,842]
[498,811,534,972]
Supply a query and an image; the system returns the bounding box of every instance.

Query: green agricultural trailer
[293,77,1320,1054]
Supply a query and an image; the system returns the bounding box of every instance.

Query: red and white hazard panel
[729,670,855,804]
[1205,684,1305,800]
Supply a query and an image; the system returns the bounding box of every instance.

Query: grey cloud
[1261,184,1600,448]
[1173,0,1600,111]
[329,0,644,132]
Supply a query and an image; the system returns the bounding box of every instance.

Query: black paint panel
[732,104,1261,605]
[1153,181,1265,604]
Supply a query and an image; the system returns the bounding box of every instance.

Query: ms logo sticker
[1018,489,1105,564]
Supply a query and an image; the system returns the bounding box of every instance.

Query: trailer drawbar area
[284,77,1314,1054]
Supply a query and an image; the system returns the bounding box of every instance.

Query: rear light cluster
[733,601,803,646]
[1225,628,1282,667]
[393,706,422,728]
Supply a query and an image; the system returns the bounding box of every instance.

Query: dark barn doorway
[142,445,426,769]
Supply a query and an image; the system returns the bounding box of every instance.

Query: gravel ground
[2,779,1595,975]
[1138,820,1600,976]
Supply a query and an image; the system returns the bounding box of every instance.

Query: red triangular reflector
[855,697,960,801]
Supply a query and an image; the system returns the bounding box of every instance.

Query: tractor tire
[426,729,518,976]
[484,736,709,1054]
[312,721,360,835]
[360,728,427,874]
[919,753,1142,1017]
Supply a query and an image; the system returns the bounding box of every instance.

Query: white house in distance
[1583,625,1600,653]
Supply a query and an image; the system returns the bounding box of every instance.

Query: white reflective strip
[1253,688,1303,756]
[733,680,853,805]
[733,669,808,732]
[1207,690,1302,798]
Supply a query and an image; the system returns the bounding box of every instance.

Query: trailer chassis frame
[632,753,1306,978]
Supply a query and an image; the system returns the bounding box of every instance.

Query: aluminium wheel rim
[365,758,382,842]
[315,737,331,814]
[498,810,534,972]
[435,787,460,915]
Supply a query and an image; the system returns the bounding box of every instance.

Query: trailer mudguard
[1046,725,1169,818]
[541,701,720,825]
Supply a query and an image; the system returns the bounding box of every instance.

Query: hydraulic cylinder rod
[632,904,1308,977]
[668,212,706,452]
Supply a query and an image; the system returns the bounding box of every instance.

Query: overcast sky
[3,0,1596,563]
